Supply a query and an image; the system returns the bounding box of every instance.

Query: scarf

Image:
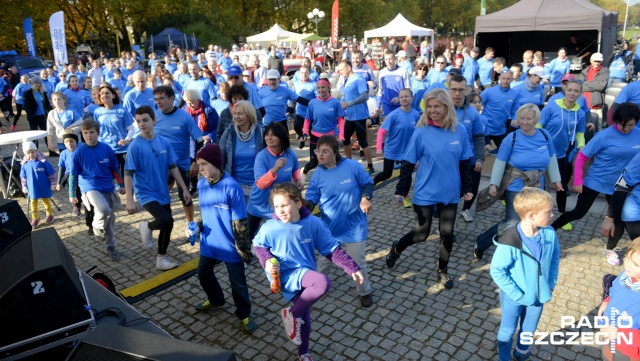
[186,100,208,132]
[618,271,640,293]
[523,77,538,92]
[235,124,255,142]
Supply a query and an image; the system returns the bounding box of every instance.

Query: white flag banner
[49,11,68,65]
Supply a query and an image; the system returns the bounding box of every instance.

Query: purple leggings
[289,270,330,356]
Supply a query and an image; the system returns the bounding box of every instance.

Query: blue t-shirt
[455,105,484,163]
[94,105,134,154]
[621,152,640,222]
[198,173,247,263]
[20,159,55,200]
[377,67,410,106]
[41,81,53,96]
[610,51,633,79]
[109,78,126,96]
[63,88,87,116]
[55,81,68,92]
[497,129,556,192]
[211,99,229,118]
[70,142,119,194]
[122,88,155,118]
[124,135,177,206]
[403,124,472,205]
[258,86,299,125]
[252,215,338,301]
[13,83,30,105]
[547,58,571,87]
[510,82,545,119]
[539,99,586,158]
[305,158,373,243]
[34,91,45,116]
[481,86,516,136]
[342,74,369,120]
[426,69,447,85]
[462,57,479,85]
[477,57,494,86]
[293,80,317,118]
[602,271,640,330]
[582,126,640,195]
[247,148,299,218]
[380,107,419,160]
[58,149,74,174]
[185,77,217,104]
[154,108,203,170]
[244,82,264,114]
[614,81,640,106]
[305,97,344,135]
[232,131,258,186]
[410,77,429,94]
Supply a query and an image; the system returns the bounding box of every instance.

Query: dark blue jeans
[197,256,251,320]
[475,190,519,253]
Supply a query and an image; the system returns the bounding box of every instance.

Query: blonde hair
[627,237,640,259]
[416,88,457,132]
[516,103,541,125]
[183,89,201,102]
[514,187,553,218]
[51,92,68,107]
[232,100,257,127]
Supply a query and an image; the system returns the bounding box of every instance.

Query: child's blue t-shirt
[380,107,419,160]
[20,159,55,200]
[58,149,74,174]
[247,148,299,218]
[70,142,118,194]
[124,135,177,206]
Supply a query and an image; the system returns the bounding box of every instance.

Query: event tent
[246,24,303,45]
[363,14,435,52]
[147,28,200,52]
[475,0,618,67]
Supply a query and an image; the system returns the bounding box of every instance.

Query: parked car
[0,50,48,76]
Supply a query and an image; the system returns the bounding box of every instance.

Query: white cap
[242,70,251,76]
[267,69,280,79]
[528,66,548,79]
[22,141,36,153]
[397,50,407,58]
[591,52,604,61]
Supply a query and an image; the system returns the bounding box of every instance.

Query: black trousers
[142,202,174,255]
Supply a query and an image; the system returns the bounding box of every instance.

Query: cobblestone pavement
[3,120,627,360]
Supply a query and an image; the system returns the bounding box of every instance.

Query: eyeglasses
[228,76,239,80]
[154,96,168,102]
[314,149,333,156]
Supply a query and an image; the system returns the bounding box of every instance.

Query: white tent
[364,14,435,55]
[246,24,303,44]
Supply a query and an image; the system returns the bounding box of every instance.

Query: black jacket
[22,89,52,120]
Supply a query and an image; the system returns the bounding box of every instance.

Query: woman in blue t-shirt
[547,47,571,92]
[93,85,135,174]
[384,89,474,289]
[247,122,301,240]
[475,103,563,261]
[554,102,640,266]
[602,151,640,243]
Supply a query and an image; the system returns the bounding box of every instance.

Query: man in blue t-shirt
[122,70,155,119]
[125,105,190,271]
[258,69,309,130]
[477,47,495,90]
[153,85,206,237]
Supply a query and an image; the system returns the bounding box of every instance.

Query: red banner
[331,0,339,47]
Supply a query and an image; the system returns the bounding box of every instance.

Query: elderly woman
[219,100,265,196]
[474,103,563,261]
[509,66,547,130]
[216,85,264,141]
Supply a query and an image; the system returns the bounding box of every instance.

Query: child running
[490,187,560,361]
[20,141,57,229]
[253,183,363,361]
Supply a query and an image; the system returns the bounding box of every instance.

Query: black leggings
[303,133,320,174]
[462,167,482,211]
[556,156,571,213]
[13,104,23,125]
[395,203,458,271]
[142,202,174,255]
[294,115,305,138]
[373,158,395,185]
[247,213,264,242]
[28,115,48,148]
[115,153,126,177]
[625,220,640,241]
[488,133,507,149]
[552,186,624,249]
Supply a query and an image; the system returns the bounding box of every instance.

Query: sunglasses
[228,76,239,80]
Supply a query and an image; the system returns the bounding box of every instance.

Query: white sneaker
[281,307,303,345]
[299,168,306,186]
[156,256,178,271]
[604,249,621,266]
[460,209,474,222]
[139,221,154,248]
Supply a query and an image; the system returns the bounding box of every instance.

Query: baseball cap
[227,65,242,76]
[471,47,480,53]
[242,70,251,76]
[561,74,576,82]
[448,68,462,76]
[591,52,604,62]
[528,66,548,79]
[397,50,407,58]
[267,69,280,79]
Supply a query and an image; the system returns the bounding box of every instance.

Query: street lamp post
[307,8,325,35]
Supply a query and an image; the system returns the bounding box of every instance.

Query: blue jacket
[490,225,560,306]
[219,123,265,175]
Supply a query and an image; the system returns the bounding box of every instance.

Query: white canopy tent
[364,14,435,59]
[246,24,303,45]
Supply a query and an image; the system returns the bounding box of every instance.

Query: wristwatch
[362,194,371,201]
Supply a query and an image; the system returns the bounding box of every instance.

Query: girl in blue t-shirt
[253,183,363,361]
[20,142,57,229]
[46,92,83,153]
[247,122,301,240]
[385,89,474,289]
[555,102,640,266]
[373,88,419,186]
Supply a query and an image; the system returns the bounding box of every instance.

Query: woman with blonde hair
[385,88,474,289]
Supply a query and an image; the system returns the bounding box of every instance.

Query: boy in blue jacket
[490,187,560,361]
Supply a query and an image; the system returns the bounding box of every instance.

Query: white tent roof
[246,24,303,44]
[364,14,434,41]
